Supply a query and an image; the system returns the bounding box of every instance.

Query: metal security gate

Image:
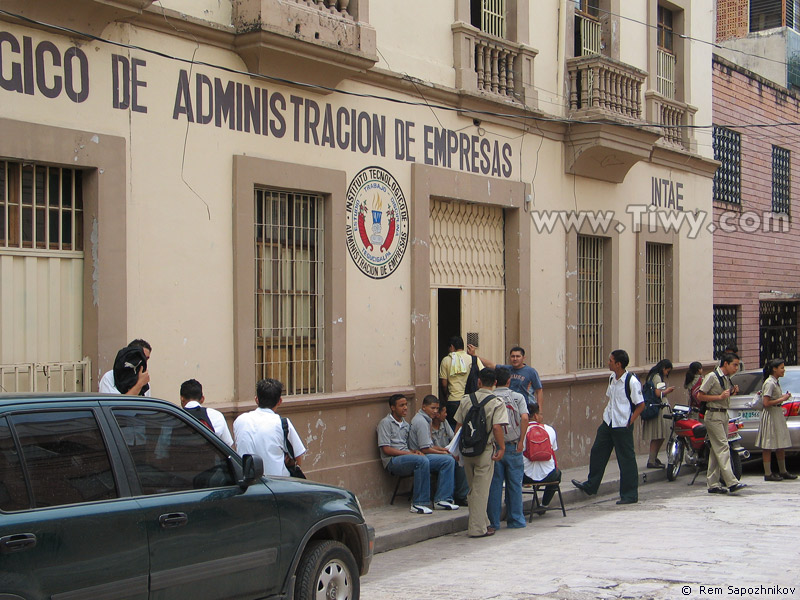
[0,161,86,392]
[760,301,798,366]
[430,199,505,386]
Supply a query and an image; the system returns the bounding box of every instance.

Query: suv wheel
[295,540,359,600]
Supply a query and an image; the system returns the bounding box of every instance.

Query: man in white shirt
[572,349,644,505]
[522,401,559,514]
[179,379,234,446]
[234,378,306,477]
[98,339,152,396]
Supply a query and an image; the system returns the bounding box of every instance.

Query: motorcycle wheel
[730,445,743,481]
[666,439,684,481]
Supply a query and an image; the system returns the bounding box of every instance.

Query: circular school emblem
[345,167,409,279]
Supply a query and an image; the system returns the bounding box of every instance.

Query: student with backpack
[572,349,644,505]
[487,367,530,531]
[641,359,675,469]
[453,368,508,537]
[522,401,559,514]
[180,379,234,446]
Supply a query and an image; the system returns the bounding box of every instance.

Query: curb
[369,464,670,554]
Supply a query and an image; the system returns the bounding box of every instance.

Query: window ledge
[233,0,377,92]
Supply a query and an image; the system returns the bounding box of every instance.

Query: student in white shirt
[179,378,234,446]
[98,338,152,396]
[522,401,560,513]
[234,378,305,477]
[571,349,644,505]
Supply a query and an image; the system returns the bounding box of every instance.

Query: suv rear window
[0,417,29,511]
[114,409,236,495]
[7,411,117,509]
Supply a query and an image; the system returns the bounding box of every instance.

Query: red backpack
[523,423,555,463]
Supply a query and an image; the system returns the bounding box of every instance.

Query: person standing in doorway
[468,345,543,413]
[440,336,482,429]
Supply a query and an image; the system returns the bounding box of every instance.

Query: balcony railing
[576,13,602,56]
[567,55,647,121]
[657,48,676,100]
[285,0,355,20]
[646,91,697,151]
[452,23,538,107]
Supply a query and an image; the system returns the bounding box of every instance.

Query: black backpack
[112,345,149,395]
[621,372,638,415]
[464,355,480,395]
[459,393,494,457]
[184,405,213,431]
[639,378,662,421]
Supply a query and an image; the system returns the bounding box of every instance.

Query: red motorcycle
[663,404,749,483]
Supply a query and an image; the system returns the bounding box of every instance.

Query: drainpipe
[556,0,568,117]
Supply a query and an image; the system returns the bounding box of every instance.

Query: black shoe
[728,483,747,493]
[616,498,637,505]
[779,472,798,480]
[646,460,665,469]
[533,507,547,516]
[707,486,728,494]
[571,479,594,495]
[765,473,783,482]
[455,497,469,507]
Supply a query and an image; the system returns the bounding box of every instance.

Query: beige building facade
[0,0,717,506]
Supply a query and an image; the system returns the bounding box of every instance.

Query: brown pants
[463,448,495,536]
[705,412,739,489]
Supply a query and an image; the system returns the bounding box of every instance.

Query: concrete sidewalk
[364,454,672,554]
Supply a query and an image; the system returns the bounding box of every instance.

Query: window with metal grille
[0,160,83,251]
[760,301,798,366]
[713,305,739,360]
[471,0,506,37]
[645,242,667,363]
[712,126,741,204]
[577,235,604,370]
[255,189,324,395]
[575,0,601,57]
[772,145,791,214]
[656,6,676,99]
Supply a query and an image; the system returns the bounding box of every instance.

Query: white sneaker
[434,501,459,511]
[410,504,433,514]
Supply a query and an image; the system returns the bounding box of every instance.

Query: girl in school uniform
[757,358,797,481]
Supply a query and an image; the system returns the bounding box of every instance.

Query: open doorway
[437,288,461,399]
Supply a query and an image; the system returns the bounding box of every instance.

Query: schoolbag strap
[281,417,296,460]
[478,393,495,408]
[469,392,478,407]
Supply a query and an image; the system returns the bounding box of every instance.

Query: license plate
[739,410,760,421]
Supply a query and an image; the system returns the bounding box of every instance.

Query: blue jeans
[487,443,526,529]
[388,453,455,505]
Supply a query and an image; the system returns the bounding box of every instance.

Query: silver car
[728,367,800,454]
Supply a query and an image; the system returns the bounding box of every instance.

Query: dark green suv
[0,394,372,600]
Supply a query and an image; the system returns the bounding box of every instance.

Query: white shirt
[234,407,306,477]
[184,400,234,446]
[522,422,557,481]
[604,371,644,428]
[98,369,151,397]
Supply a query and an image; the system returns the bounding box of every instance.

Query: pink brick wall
[712,58,800,370]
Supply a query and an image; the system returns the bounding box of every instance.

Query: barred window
[577,235,604,369]
[255,189,324,395]
[0,160,83,251]
[712,126,741,204]
[471,0,506,37]
[713,305,738,360]
[657,5,674,52]
[772,145,791,214]
[656,6,676,99]
[645,242,668,363]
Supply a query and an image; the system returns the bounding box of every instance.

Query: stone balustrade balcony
[646,91,697,152]
[452,22,538,108]
[233,0,377,91]
[566,54,647,122]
